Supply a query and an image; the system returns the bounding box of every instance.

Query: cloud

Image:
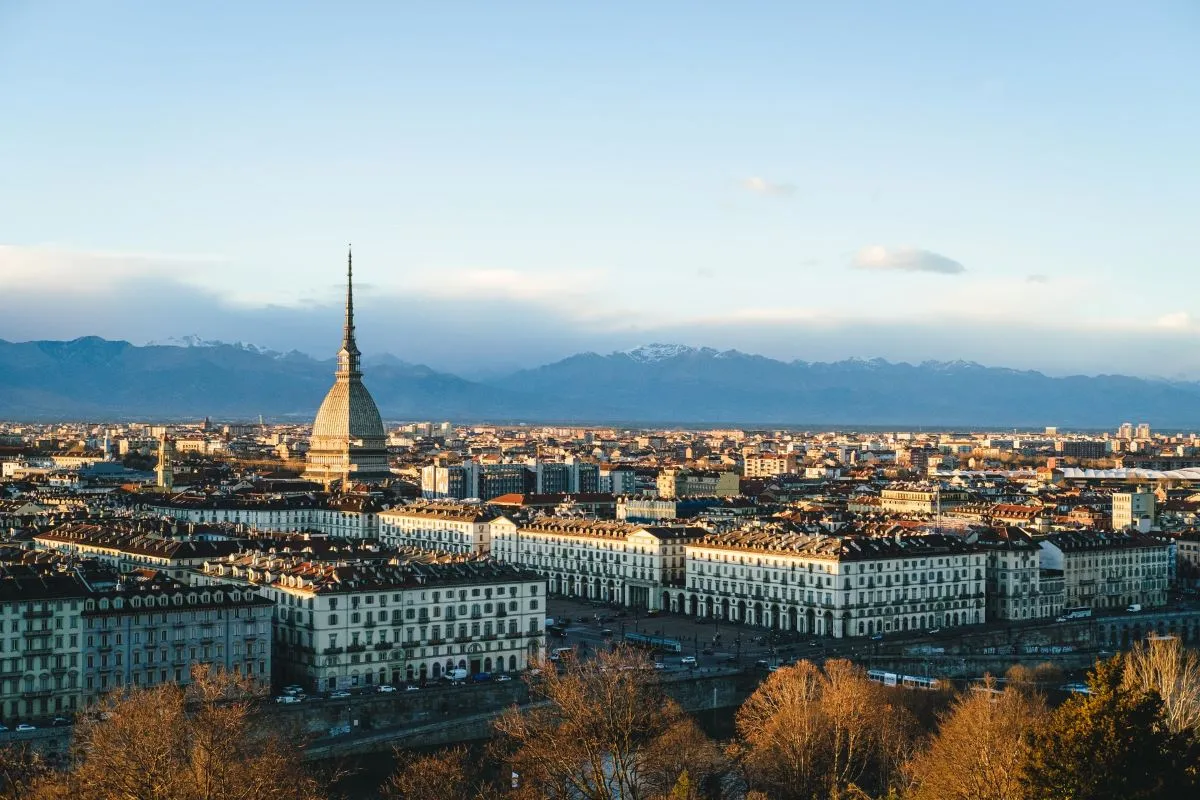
[741,176,796,197]
[1026,274,1049,284]
[1156,312,1193,330]
[852,245,966,275]
[0,245,227,293]
[404,267,606,305]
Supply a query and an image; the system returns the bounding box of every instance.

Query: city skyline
[3,3,1200,377]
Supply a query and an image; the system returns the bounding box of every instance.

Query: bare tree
[493,647,715,800]
[383,745,499,800]
[1122,636,1200,736]
[30,667,324,800]
[904,678,1046,800]
[733,659,915,800]
[0,745,52,800]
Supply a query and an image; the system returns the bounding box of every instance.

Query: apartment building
[656,468,739,499]
[34,522,243,582]
[975,527,1063,621]
[0,566,86,722]
[142,492,385,538]
[378,502,496,554]
[682,530,986,639]
[80,570,273,705]
[200,555,545,691]
[743,454,798,479]
[1177,531,1200,590]
[1112,491,1155,531]
[879,484,969,514]
[1039,531,1170,611]
[489,517,705,611]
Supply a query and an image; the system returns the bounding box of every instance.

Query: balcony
[345,644,366,654]
[373,642,393,651]
[427,637,444,645]
[22,629,48,638]
[21,689,53,699]
[22,609,53,619]
[323,646,344,655]
[363,619,377,628]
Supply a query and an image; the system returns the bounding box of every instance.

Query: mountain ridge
[2,337,1200,426]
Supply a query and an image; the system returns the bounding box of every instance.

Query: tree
[640,715,727,800]
[492,647,719,800]
[383,745,499,800]
[904,678,1046,800]
[1022,656,1199,800]
[733,659,915,800]
[1122,636,1200,736]
[0,745,51,800]
[30,668,325,800]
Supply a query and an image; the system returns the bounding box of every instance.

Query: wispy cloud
[1156,311,1193,330]
[405,267,606,304]
[1026,274,1049,284]
[852,245,965,275]
[741,176,796,197]
[0,244,227,293]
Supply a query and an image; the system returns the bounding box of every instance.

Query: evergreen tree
[1022,656,1199,800]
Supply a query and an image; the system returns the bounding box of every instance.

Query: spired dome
[302,248,391,488]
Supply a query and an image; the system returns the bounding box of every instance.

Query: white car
[653,662,666,670]
[495,675,513,682]
[404,685,421,692]
[680,656,697,666]
[329,690,351,699]
[377,684,397,693]
[275,695,301,704]
[16,723,36,732]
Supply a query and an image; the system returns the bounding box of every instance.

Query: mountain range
[2,337,1200,427]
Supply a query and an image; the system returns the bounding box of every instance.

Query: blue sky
[1,2,1198,377]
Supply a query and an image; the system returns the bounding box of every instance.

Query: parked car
[0,724,9,732]
[701,647,714,656]
[653,662,666,670]
[870,633,884,641]
[472,672,493,683]
[329,690,351,699]
[404,685,421,692]
[495,675,513,682]
[275,695,301,704]
[681,656,697,666]
[282,684,305,696]
[755,659,771,670]
[51,717,69,727]
[377,684,397,693]
[600,628,614,637]
[16,724,36,732]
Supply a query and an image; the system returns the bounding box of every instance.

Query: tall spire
[337,244,361,376]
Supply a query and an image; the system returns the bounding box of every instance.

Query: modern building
[489,517,705,610]
[303,249,391,489]
[682,530,987,638]
[743,454,798,478]
[1112,490,1155,531]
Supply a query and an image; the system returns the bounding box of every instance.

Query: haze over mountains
[3,336,1200,427]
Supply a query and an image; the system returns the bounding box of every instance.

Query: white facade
[681,531,986,639]
[378,503,495,554]
[490,517,702,611]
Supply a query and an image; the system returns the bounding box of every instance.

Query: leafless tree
[733,658,915,800]
[1122,636,1200,736]
[29,667,324,800]
[904,677,1046,800]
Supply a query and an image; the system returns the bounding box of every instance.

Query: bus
[623,632,683,654]
[1056,606,1092,622]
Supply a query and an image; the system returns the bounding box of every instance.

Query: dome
[311,380,385,442]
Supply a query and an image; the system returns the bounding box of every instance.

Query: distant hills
[3,337,1200,427]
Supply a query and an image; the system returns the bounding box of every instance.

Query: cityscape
[3,3,1199,800]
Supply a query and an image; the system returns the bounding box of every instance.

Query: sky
[1,1,1199,378]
